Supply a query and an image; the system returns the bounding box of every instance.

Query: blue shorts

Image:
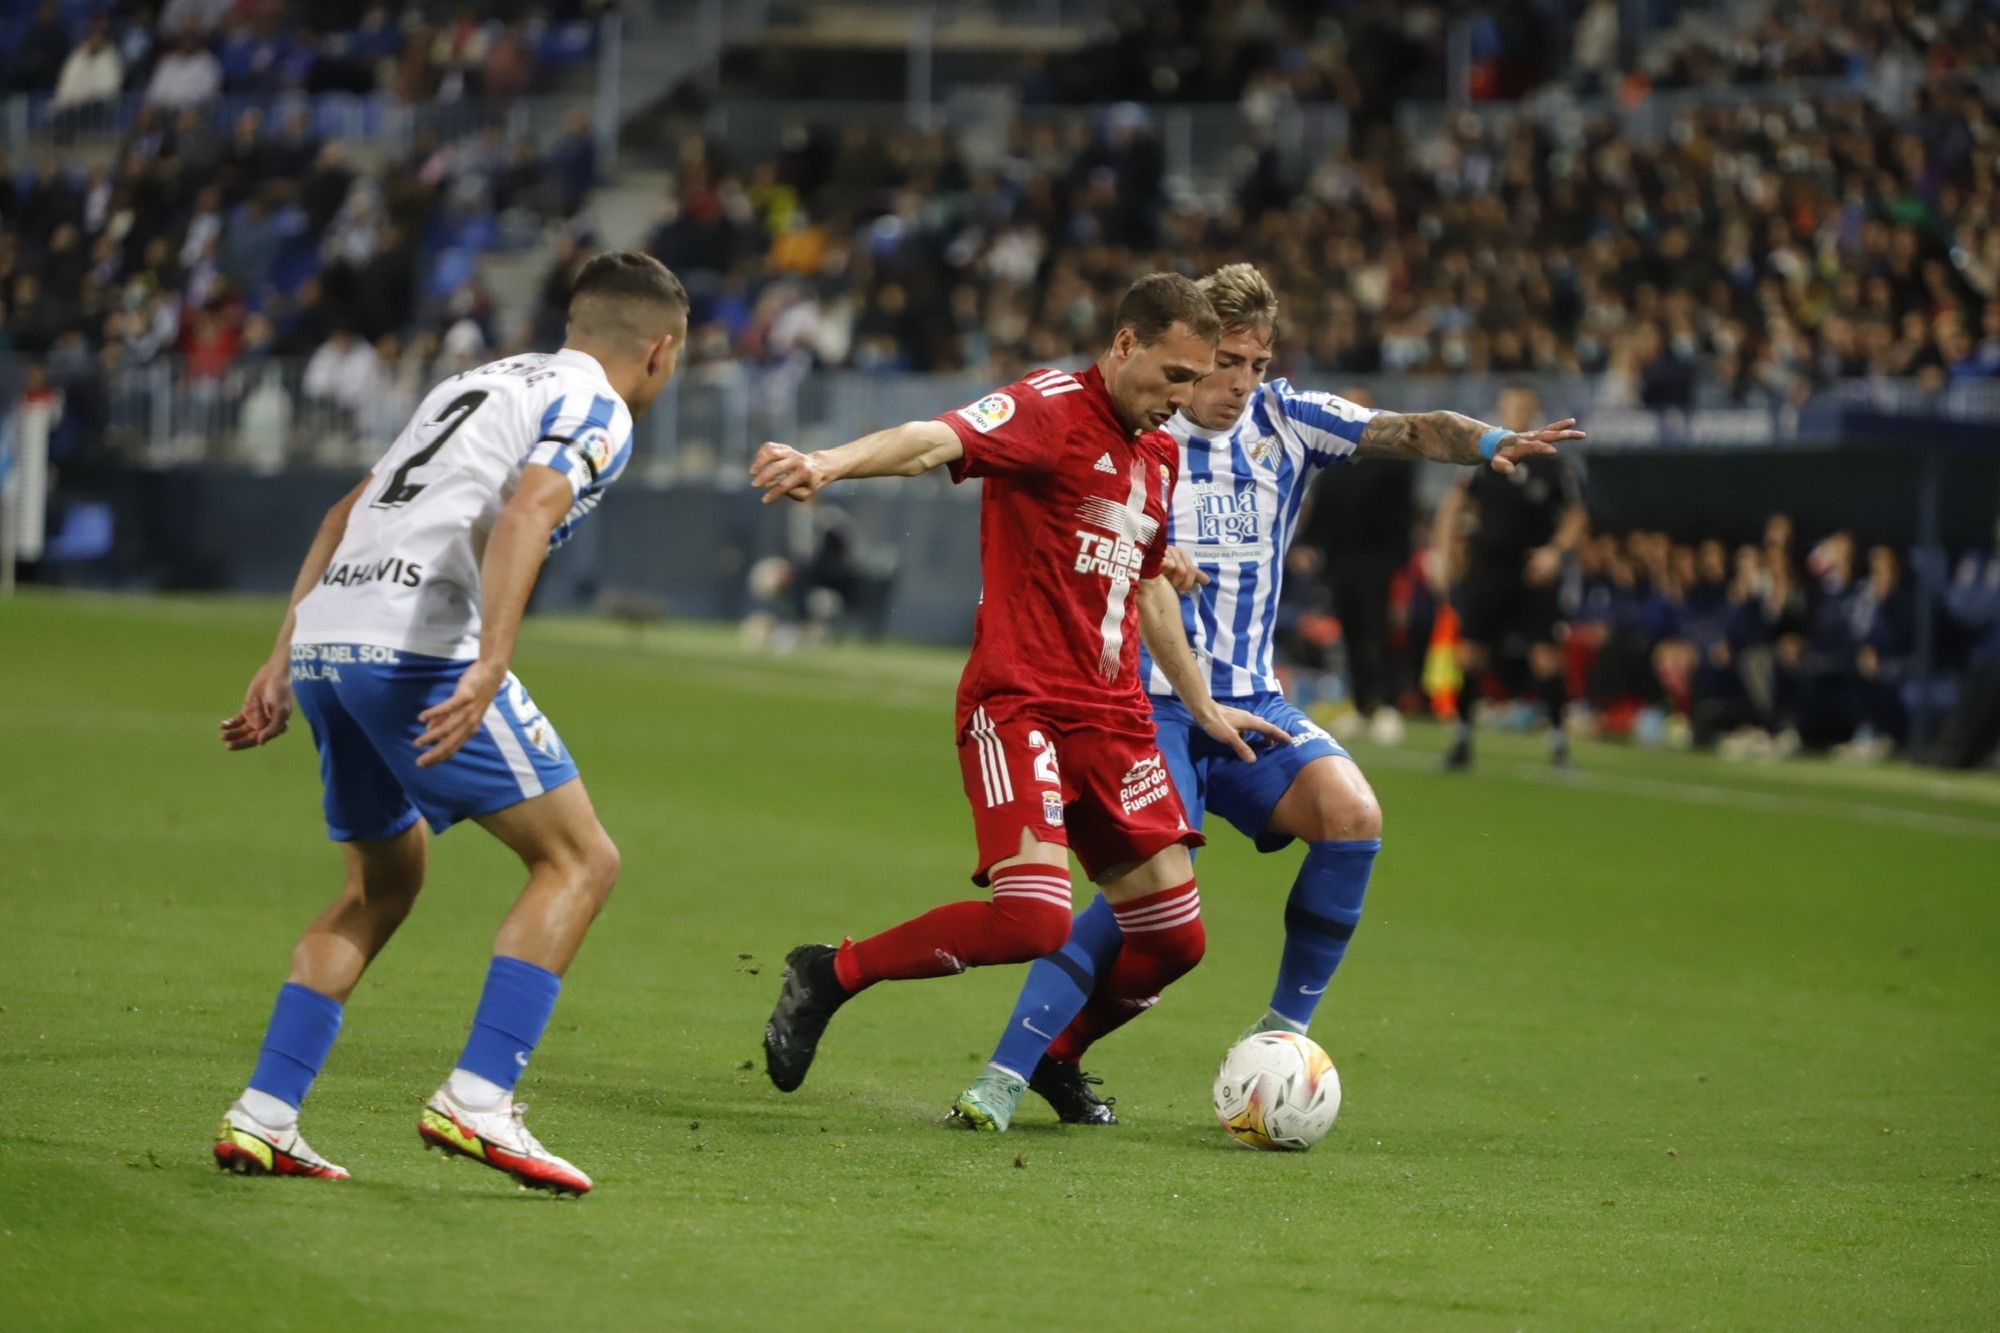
[290,643,579,843]
[1150,691,1350,854]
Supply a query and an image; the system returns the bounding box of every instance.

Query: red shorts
[958,703,1203,885]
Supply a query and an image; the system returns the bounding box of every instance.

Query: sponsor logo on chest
[1071,463,1159,583]
[1191,480,1263,546]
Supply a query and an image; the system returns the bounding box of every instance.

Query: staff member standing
[1433,387,1588,770]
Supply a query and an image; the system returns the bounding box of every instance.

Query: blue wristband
[1477,427,1508,460]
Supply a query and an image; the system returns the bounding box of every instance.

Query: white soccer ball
[1212,1030,1341,1151]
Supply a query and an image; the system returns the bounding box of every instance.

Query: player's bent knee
[1283,763,1384,842]
[1333,789,1384,842]
[577,829,621,907]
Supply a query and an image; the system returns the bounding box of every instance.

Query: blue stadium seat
[454,214,498,253]
[424,246,476,299]
[43,501,114,565]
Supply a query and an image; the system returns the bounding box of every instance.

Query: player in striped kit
[211,252,687,1192]
[751,274,1294,1102]
[955,264,1583,1130]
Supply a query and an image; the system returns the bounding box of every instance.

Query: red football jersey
[938,363,1179,735]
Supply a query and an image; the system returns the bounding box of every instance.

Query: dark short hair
[567,251,689,345]
[1113,272,1221,347]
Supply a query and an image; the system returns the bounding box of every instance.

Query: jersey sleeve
[937,373,1074,482]
[523,387,629,498]
[1271,378,1377,468]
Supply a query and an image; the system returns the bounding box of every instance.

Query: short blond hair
[1198,263,1279,337]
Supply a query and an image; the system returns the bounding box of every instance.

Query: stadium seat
[41,500,113,565]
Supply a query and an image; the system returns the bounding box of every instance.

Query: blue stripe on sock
[247,982,343,1109]
[456,955,562,1093]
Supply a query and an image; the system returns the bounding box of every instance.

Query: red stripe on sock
[1048,879,1204,1063]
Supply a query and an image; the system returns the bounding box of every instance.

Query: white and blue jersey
[1142,378,1376,700]
[287,347,630,841]
[294,348,634,660]
[1140,379,1375,853]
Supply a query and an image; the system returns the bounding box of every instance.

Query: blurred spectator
[179,299,240,384]
[1933,554,2000,768]
[481,22,535,100]
[9,2,72,96]
[145,34,222,109]
[301,328,379,435]
[545,111,599,219]
[52,19,125,114]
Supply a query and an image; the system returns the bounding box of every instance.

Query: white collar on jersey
[550,346,616,389]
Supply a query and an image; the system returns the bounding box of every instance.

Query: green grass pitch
[2,591,1996,1328]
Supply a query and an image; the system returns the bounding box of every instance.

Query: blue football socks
[989,893,1123,1079]
[1268,838,1378,1029]
[455,955,563,1096]
[247,981,344,1112]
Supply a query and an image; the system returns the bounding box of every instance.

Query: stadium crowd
[1270,508,2000,768]
[3,0,605,106]
[1038,0,1998,108]
[612,70,1999,409]
[0,107,599,458]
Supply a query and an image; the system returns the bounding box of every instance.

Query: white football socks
[446,1068,509,1111]
[1257,1008,1309,1036]
[239,1088,298,1129]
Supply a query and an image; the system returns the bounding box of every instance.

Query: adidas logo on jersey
[1094,453,1117,474]
[1026,369,1083,397]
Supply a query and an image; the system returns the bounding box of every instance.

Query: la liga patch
[572,425,617,479]
[956,392,1017,434]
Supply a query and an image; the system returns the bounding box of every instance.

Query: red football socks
[833,863,1074,993]
[1047,879,1205,1063]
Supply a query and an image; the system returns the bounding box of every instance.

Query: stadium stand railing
[4,88,608,160]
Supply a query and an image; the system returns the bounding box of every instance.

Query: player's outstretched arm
[1356,411,1585,474]
[220,475,370,751]
[412,466,572,768]
[1137,575,1292,763]
[750,421,963,504]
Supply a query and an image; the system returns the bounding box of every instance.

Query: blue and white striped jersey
[1141,378,1376,700]
[293,348,634,660]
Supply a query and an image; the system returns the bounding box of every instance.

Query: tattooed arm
[1355,411,1584,474]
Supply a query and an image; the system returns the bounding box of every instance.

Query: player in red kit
[751,274,1292,1099]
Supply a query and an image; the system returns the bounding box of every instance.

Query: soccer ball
[1211,1030,1341,1151]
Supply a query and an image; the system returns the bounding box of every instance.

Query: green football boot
[948,1066,1028,1133]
